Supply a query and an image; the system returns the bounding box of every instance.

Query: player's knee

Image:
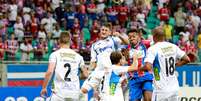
[143,91,152,101]
[144,97,151,101]
[81,88,88,94]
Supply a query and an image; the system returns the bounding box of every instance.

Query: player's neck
[115,63,121,66]
[60,44,70,49]
[154,40,164,43]
[131,41,140,48]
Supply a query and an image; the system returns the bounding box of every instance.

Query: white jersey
[90,36,121,71]
[49,48,85,99]
[144,42,185,93]
[103,65,129,101]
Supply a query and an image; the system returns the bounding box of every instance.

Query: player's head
[59,31,70,45]
[127,29,140,45]
[99,23,111,39]
[110,51,123,65]
[152,27,165,43]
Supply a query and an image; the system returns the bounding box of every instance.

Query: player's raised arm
[113,31,129,45]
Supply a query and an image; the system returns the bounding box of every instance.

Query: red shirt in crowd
[158,7,170,21]
[0,41,4,60]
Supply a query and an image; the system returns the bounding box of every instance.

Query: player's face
[99,26,110,39]
[120,56,127,65]
[128,32,140,45]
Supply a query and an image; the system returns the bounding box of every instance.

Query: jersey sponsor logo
[161,46,173,53]
[60,53,75,59]
[95,45,113,55]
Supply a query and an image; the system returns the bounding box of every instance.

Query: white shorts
[152,91,179,101]
[81,71,104,91]
[49,93,79,101]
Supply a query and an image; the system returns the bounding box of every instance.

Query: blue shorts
[129,79,153,101]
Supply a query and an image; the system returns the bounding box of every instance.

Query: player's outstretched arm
[114,32,129,45]
[40,62,56,97]
[176,54,190,67]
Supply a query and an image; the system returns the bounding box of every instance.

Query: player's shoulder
[91,40,101,47]
[67,49,83,58]
[49,49,59,56]
[163,41,178,48]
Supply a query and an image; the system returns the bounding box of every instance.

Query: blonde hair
[59,31,70,44]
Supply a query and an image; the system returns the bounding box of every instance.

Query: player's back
[147,41,185,93]
[102,65,129,101]
[49,48,84,98]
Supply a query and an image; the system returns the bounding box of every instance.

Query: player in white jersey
[82,51,139,101]
[40,31,88,101]
[81,23,129,100]
[138,27,190,101]
[104,51,139,101]
[90,24,129,71]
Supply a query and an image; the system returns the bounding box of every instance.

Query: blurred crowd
[0,0,201,62]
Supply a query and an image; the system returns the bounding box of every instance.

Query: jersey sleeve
[90,44,97,62]
[113,66,129,75]
[144,47,156,64]
[175,45,186,59]
[79,55,85,69]
[49,52,57,63]
[112,36,122,45]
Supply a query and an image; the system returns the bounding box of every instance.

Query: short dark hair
[127,29,138,35]
[110,51,122,64]
[102,23,112,29]
[59,31,70,44]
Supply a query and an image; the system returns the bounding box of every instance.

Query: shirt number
[64,63,71,81]
[165,57,175,77]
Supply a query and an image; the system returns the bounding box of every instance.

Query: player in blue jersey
[127,29,153,101]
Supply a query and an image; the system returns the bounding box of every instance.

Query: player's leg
[64,98,79,101]
[49,93,64,101]
[123,85,129,101]
[81,71,104,100]
[152,91,170,101]
[81,72,101,94]
[167,92,179,101]
[128,80,142,101]
[79,93,88,101]
[142,80,153,101]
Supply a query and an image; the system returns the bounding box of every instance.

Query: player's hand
[132,52,139,69]
[113,31,120,37]
[40,88,47,98]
